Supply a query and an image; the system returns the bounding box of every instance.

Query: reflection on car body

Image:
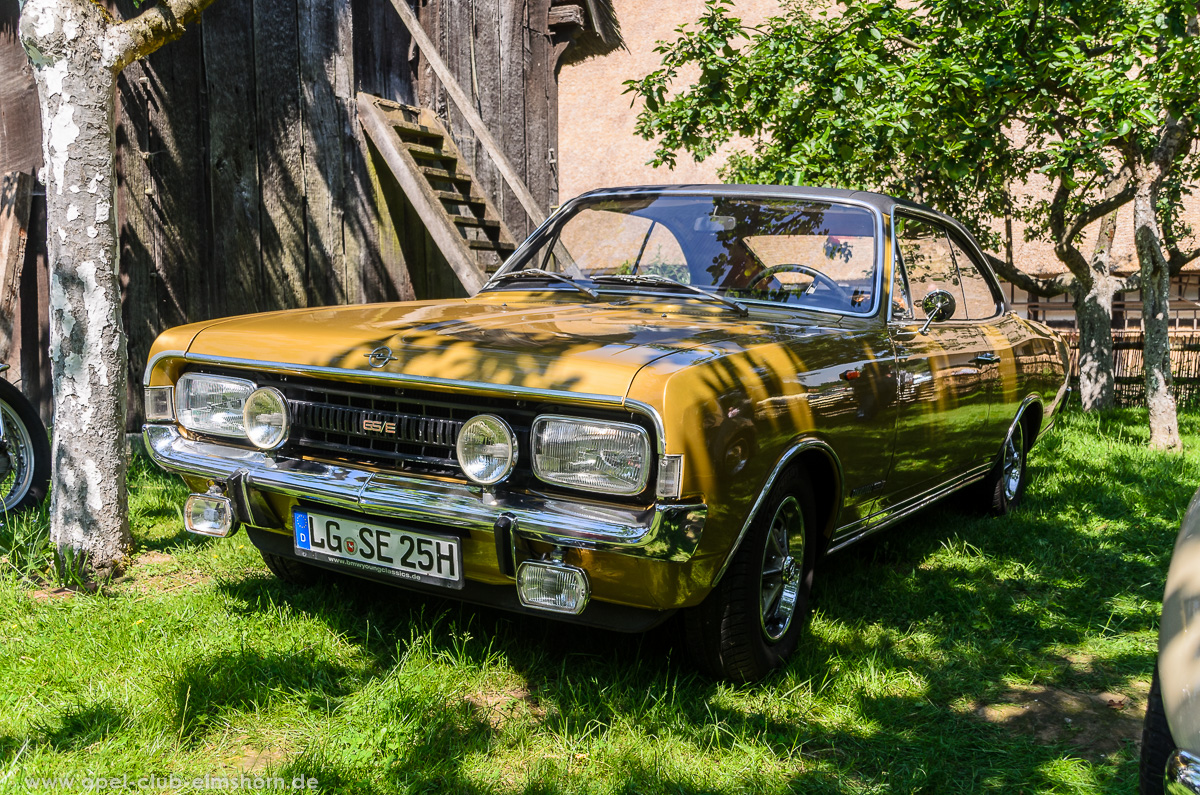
[144,185,1069,681]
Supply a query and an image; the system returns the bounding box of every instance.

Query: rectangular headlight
[174,373,255,438]
[531,415,651,495]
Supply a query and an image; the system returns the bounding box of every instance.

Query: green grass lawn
[0,408,1194,794]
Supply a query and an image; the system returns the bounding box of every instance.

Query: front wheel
[0,379,49,512]
[684,468,817,682]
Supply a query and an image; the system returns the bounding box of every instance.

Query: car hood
[183,297,819,398]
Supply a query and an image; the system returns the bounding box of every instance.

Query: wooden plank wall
[112,0,426,431]
[415,0,564,243]
[1,0,51,423]
[2,0,566,431]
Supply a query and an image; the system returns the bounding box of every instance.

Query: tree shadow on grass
[195,409,1181,792]
[170,649,356,743]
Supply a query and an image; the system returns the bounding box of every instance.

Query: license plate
[292,509,463,589]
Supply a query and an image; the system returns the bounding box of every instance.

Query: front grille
[253,375,513,469]
[188,367,656,494]
[291,400,463,459]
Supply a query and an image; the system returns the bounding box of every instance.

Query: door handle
[971,353,1000,365]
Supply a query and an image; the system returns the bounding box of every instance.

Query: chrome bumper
[143,424,706,561]
[1169,750,1200,794]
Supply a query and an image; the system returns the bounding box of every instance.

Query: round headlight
[242,387,289,450]
[456,414,516,485]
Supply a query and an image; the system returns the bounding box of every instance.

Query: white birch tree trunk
[20,0,218,579]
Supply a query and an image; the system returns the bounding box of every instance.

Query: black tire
[979,416,1028,516]
[260,551,322,586]
[0,378,49,512]
[1140,664,1175,795]
[684,468,817,682]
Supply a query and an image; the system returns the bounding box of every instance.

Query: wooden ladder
[357,93,519,294]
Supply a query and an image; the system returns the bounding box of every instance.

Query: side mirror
[919,289,956,334]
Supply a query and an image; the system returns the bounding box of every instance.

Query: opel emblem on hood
[364,346,398,368]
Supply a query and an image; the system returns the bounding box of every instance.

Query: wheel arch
[1010,394,1044,450]
[711,438,844,587]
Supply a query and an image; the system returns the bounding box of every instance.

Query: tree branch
[1168,247,1200,274]
[1063,165,1133,246]
[985,253,1072,298]
[105,0,219,72]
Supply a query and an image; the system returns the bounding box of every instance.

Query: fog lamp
[184,491,236,538]
[243,387,289,450]
[516,558,590,614]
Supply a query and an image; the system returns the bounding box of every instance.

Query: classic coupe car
[1141,486,1200,794]
[143,185,1069,681]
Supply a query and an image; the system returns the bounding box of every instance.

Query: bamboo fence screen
[1061,331,1200,408]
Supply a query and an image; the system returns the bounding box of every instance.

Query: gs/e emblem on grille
[364,346,398,368]
[363,418,397,435]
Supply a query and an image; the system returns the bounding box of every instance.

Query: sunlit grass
[0,407,1193,793]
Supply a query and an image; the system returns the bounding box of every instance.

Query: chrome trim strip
[145,351,669,455]
[145,349,187,384]
[826,464,991,554]
[144,424,706,561]
[1167,749,1200,794]
[1008,394,1043,446]
[711,438,845,586]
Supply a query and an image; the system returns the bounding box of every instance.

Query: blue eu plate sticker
[294,511,311,549]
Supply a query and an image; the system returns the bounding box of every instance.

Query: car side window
[947,236,1001,320]
[894,216,965,320]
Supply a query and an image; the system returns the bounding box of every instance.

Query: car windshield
[492,194,881,314]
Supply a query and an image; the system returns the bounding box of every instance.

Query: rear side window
[894,216,964,320]
[948,236,1001,320]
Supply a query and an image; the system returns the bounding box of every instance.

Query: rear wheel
[977,417,1028,516]
[260,551,322,586]
[685,469,817,682]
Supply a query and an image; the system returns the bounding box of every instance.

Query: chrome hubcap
[759,496,806,643]
[1002,422,1024,502]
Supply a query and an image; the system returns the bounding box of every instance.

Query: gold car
[143,186,1069,681]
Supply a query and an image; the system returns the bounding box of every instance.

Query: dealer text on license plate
[292,510,463,589]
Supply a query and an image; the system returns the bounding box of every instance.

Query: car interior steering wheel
[746,264,849,303]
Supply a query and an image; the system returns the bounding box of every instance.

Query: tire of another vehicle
[980,416,1028,516]
[0,379,49,512]
[1140,665,1174,795]
[260,551,322,586]
[684,468,817,682]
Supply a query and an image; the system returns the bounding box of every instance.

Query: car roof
[572,184,943,223]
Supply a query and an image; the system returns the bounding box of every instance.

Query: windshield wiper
[489,268,598,300]
[592,274,749,317]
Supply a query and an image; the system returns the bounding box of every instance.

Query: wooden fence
[1061,331,1200,408]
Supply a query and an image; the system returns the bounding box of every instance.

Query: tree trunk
[21,0,130,577]
[1072,203,1123,411]
[1133,179,1181,451]
[1073,279,1118,411]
